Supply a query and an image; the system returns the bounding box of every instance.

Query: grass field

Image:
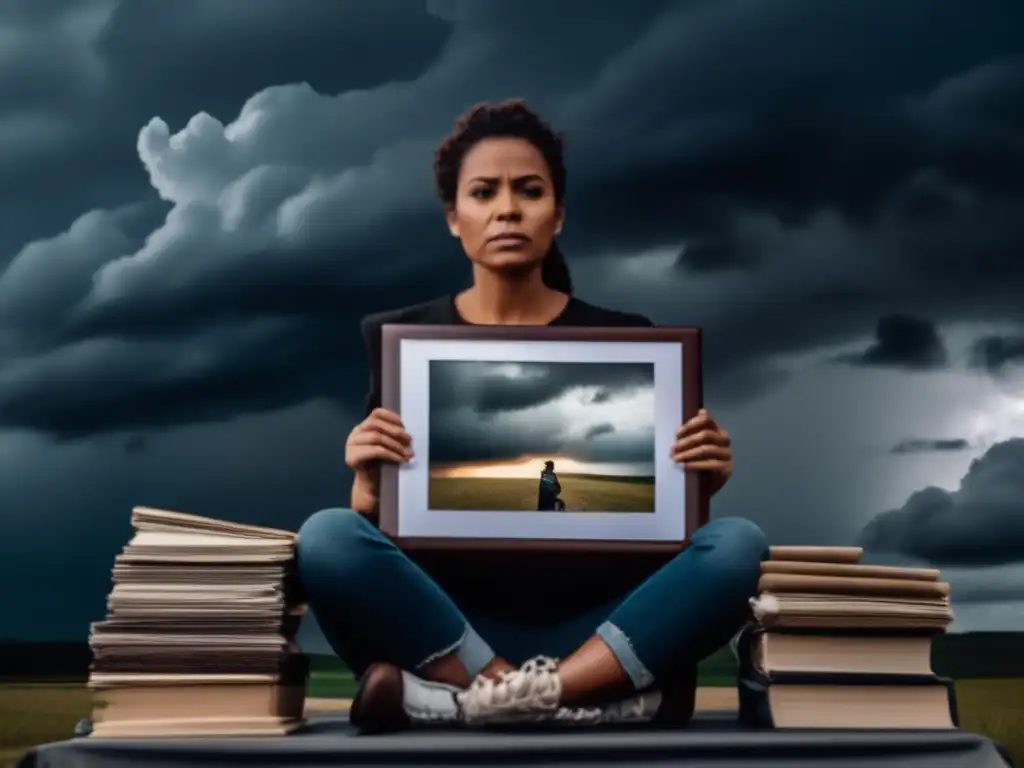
[428,474,655,512]
[2,678,1020,767]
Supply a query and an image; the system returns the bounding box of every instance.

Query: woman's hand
[346,408,413,513]
[671,408,733,497]
[346,407,413,470]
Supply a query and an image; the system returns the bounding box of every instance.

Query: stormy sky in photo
[428,361,656,477]
[0,0,1022,648]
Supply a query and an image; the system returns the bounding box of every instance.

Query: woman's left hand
[672,408,733,497]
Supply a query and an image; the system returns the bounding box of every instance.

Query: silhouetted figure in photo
[537,460,561,511]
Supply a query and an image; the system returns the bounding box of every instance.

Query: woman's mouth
[487,233,530,244]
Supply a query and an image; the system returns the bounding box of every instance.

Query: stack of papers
[87,507,308,738]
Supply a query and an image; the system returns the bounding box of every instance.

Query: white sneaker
[399,670,464,724]
[349,662,464,732]
[456,656,664,727]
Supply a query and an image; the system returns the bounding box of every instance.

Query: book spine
[90,652,310,679]
[761,671,953,686]
[736,674,960,729]
[757,573,950,599]
[754,625,943,638]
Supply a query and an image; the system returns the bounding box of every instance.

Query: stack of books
[87,507,308,738]
[737,545,957,729]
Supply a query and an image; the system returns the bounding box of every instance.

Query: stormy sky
[427,361,655,472]
[0,0,1022,648]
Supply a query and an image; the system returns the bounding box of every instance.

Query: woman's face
[446,137,563,276]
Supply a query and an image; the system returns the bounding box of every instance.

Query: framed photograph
[377,325,706,553]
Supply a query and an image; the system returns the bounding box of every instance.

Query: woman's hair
[434,99,573,294]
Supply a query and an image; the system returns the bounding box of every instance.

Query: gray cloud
[427,361,655,466]
[681,246,753,274]
[585,423,616,440]
[0,1,450,244]
[969,333,1024,374]
[890,437,971,455]
[859,438,1024,566]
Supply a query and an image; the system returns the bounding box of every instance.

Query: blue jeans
[297,510,767,690]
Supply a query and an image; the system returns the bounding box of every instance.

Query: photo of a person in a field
[537,460,561,510]
[427,359,657,513]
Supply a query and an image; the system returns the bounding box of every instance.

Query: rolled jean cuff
[597,620,656,690]
[413,624,494,679]
[455,624,495,679]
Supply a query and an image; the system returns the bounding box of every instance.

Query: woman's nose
[494,186,522,220]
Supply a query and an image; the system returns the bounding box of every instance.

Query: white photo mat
[397,338,687,541]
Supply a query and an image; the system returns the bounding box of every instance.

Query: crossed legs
[297,509,767,710]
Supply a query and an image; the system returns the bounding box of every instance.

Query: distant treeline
[0,641,91,681]
[4,632,1024,681]
[557,473,655,484]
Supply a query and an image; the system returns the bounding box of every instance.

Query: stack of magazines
[87,507,308,738]
[737,545,956,729]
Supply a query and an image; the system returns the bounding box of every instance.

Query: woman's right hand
[346,408,413,515]
[346,407,413,475]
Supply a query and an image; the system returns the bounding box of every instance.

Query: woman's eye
[521,186,543,199]
[470,187,494,199]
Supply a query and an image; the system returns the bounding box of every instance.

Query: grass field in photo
[428,473,655,512]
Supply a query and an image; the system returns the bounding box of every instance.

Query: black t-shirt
[358,295,659,622]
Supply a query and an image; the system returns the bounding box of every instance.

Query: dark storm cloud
[859,438,1024,566]
[835,315,949,370]
[565,5,1024,248]
[427,361,655,465]
[585,423,615,440]
[429,361,655,415]
[0,0,1023,438]
[0,0,449,245]
[890,438,971,455]
[0,314,357,438]
[0,0,455,434]
[674,237,756,273]
[969,333,1024,374]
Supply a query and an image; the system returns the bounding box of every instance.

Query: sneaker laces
[457,656,656,726]
[458,656,562,720]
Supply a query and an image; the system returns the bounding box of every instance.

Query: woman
[297,100,767,732]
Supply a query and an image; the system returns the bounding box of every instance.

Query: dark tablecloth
[15,712,1012,768]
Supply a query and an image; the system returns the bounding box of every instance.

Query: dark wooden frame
[378,324,707,554]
